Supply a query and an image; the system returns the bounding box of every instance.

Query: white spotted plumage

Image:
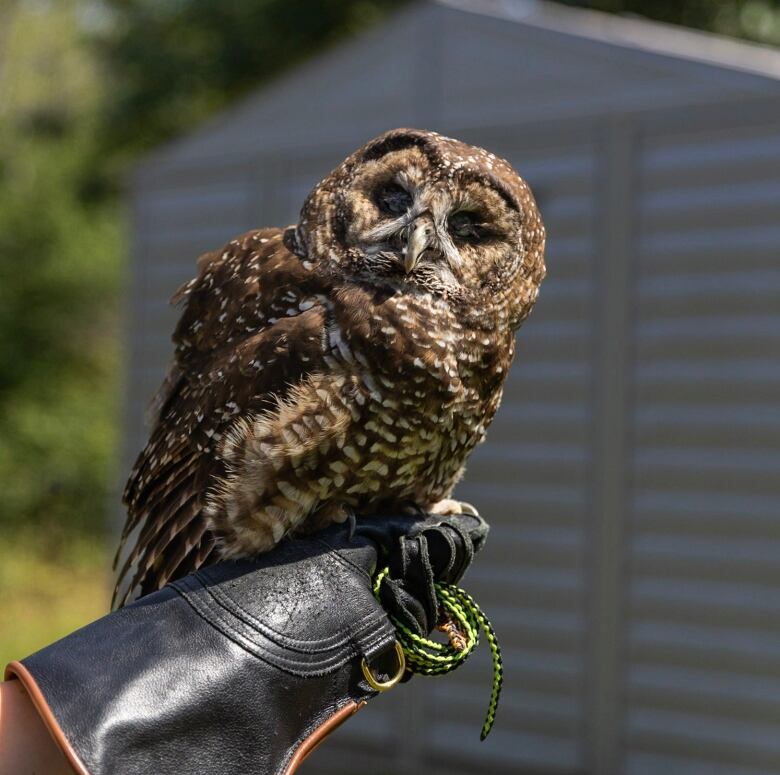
[113,128,545,608]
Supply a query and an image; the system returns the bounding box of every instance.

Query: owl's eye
[375,184,412,216]
[448,211,484,241]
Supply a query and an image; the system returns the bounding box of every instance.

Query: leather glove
[5,511,488,775]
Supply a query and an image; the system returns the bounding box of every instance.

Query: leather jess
[5,512,488,775]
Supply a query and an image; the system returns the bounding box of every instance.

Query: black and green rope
[373,567,503,740]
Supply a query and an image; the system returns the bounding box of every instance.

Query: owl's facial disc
[296,128,545,324]
[340,146,521,299]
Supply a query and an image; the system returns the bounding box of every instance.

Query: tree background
[0,0,778,665]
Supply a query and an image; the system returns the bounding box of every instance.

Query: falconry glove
[5,511,489,775]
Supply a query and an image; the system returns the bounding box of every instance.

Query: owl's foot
[428,498,480,518]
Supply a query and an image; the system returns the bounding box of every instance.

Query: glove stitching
[172,576,395,676]
[204,579,385,651]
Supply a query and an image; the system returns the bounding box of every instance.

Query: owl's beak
[404,217,434,274]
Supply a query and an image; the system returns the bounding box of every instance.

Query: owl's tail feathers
[118,427,196,544]
[112,447,212,609]
[111,495,197,608]
[111,497,214,610]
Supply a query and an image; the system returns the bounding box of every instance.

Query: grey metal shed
[126,1,780,773]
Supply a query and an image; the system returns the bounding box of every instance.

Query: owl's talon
[428,498,480,518]
[456,500,480,517]
[346,506,357,542]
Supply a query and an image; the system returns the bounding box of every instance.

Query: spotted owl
[113,128,546,607]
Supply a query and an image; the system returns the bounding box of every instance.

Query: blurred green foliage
[0,528,109,668]
[0,0,121,537]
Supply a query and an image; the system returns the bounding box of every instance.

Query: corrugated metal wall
[622,114,780,775]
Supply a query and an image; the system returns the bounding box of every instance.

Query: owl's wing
[113,228,331,607]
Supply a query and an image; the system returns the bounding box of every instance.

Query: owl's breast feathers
[115,228,511,606]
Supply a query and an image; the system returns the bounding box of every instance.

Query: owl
[113,128,546,607]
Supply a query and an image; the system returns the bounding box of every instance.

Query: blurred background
[1,1,779,773]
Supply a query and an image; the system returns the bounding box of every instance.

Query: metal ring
[360,641,406,692]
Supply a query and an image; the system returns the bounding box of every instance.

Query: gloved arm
[4,511,488,775]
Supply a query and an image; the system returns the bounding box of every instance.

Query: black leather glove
[5,511,488,775]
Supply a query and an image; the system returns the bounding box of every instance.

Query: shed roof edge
[440,0,780,81]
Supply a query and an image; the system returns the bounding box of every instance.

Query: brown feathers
[114,129,545,607]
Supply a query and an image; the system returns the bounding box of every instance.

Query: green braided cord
[373,567,503,740]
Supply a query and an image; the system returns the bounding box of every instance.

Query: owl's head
[292,128,545,329]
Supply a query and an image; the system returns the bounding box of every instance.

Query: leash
[373,566,503,740]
